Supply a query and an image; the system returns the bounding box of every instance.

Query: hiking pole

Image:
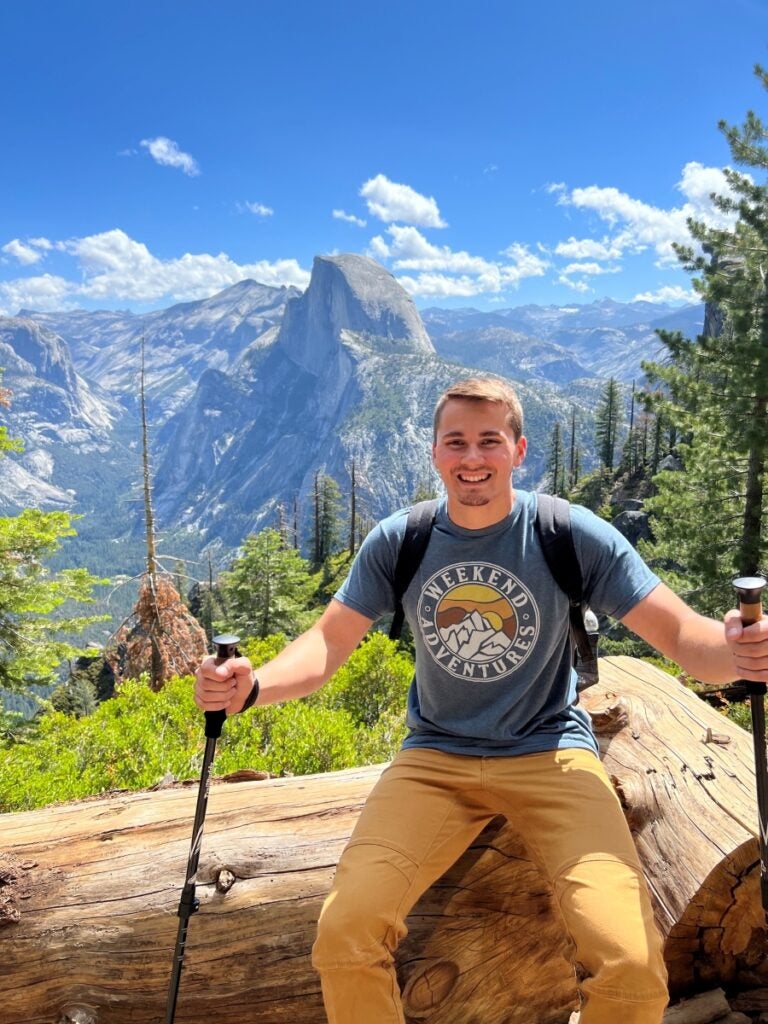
[733,576,768,924]
[165,633,240,1023]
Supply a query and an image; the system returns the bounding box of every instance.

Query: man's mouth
[457,472,491,484]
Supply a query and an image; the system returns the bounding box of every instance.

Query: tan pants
[312,747,668,1024]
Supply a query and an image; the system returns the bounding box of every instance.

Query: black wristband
[239,676,260,713]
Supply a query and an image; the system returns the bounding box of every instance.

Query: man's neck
[446,489,517,530]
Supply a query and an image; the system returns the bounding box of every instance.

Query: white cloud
[557,275,591,294]
[0,273,74,314]
[0,228,309,315]
[367,235,391,261]
[561,261,620,276]
[375,226,548,298]
[333,209,367,227]
[242,201,274,217]
[632,285,698,304]
[2,238,48,266]
[394,273,488,298]
[556,163,737,266]
[554,236,623,260]
[360,174,447,228]
[140,136,200,176]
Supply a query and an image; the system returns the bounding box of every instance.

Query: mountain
[421,300,703,383]
[0,318,122,511]
[23,280,298,422]
[0,257,704,574]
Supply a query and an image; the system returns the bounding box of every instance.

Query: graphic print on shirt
[418,561,540,681]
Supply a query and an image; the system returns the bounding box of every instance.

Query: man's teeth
[459,473,490,482]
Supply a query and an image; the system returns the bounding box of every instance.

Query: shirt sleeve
[570,505,660,620]
[333,512,406,622]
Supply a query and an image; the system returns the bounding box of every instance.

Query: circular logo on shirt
[417,562,540,681]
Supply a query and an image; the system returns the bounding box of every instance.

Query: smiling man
[195,376,768,1024]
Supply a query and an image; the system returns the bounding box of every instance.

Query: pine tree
[220,528,314,638]
[568,405,581,489]
[594,378,623,472]
[642,64,768,610]
[311,472,344,565]
[547,422,566,496]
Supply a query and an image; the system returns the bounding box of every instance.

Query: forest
[1,66,768,815]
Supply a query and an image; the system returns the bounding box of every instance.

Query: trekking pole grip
[734,576,767,695]
[205,633,241,739]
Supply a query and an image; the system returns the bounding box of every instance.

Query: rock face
[152,255,446,546]
[279,254,433,376]
[0,318,117,510]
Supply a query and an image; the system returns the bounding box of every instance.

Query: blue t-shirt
[334,490,660,757]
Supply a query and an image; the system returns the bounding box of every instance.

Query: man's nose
[461,444,484,463]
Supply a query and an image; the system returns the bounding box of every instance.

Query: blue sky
[2,0,767,315]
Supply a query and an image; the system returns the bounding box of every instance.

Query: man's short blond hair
[433,377,524,442]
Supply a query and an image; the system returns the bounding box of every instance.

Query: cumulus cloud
[556,162,736,265]
[2,238,49,266]
[632,285,698,304]
[333,209,367,227]
[0,273,74,313]
[360,174,447,228]
[561,261,621,276]
[373,226,548,298]
[140,136,200,176]
[554,237,623,261]
[242,201,274,217]
[0,228,310,315]
[557,275,591,294]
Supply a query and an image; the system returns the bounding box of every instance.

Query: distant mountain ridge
[0,255,703,573]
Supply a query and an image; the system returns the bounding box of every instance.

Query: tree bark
[1,657,767,1024]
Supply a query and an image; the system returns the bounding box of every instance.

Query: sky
[2,0,768,317]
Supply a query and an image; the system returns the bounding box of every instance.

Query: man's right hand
[194,655,256,715]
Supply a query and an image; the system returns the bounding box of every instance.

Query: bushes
[0,632,414,812]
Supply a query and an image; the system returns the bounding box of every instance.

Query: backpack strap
[389,499,440,640]
[535,494,595,668]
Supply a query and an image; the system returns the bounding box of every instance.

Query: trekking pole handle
[204,633,241,739]
[734,576,767,627]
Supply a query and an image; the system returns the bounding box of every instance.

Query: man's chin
[456,494,490,507]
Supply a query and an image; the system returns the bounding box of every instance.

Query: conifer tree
[642,64,768,610]
[311,472,344,565]
[594,378,622,472]
[568,405,581,489]
[547,421,566,495]
[220,528,313,638]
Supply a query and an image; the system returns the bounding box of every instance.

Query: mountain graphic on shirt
[439,610,512,661]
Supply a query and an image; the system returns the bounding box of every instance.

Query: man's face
[432,398,527,521]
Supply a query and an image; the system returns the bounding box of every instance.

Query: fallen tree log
[1,656,767,1024]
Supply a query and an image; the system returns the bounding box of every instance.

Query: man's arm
[621,581,768,685]
[194,598,375,714]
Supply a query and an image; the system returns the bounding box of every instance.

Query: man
[195,377,768,1024]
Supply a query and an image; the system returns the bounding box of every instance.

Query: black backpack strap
[535,494,595,670]
[389,499,439,640]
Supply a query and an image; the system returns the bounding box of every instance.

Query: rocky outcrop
[152,255,445,545]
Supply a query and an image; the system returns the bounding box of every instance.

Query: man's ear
[514,437,527,467]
